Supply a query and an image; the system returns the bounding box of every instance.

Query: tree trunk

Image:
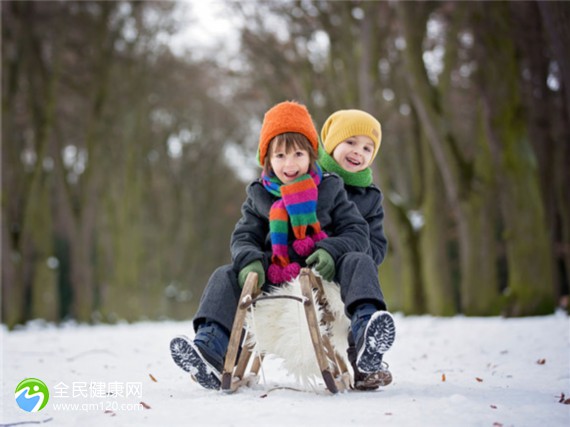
[384,197,426,314]
[1,216,24,327]
[476,2,555,315]
[1,2,25,326]
[420,131,457,315]
[27,175,58,321]
[10,1,62,323]
[66,2,116,322]
[398,2,500,314]
[538,0,570,312]
[483,106,555,315]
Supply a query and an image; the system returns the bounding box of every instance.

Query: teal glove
[238,260,265,289]
[306,249,335,281]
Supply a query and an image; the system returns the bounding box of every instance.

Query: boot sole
[170,336,221,390]
[356,311,396,374]
[354,369,393,390]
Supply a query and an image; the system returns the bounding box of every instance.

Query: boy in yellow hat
[319,109,395,390]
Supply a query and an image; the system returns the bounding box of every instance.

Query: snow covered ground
[2,313,569,427]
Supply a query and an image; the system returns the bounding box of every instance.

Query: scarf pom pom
[268,263,301,284]
[268,264,284,284]
[312,231,328,243]
[283,263,301,282]
[293,237,315,257]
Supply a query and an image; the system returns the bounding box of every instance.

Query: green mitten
[306,249,335,281]
[238,260,265,288]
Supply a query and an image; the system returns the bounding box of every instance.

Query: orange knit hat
[257,101,319,166]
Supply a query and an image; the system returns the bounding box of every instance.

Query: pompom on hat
[258,101,319,166]
[320,109,382,163]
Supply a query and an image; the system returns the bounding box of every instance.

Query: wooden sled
[221,268,351,394]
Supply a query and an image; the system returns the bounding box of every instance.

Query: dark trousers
[193,252,387,333]
[193,264,243,334]
[335,252,386,316]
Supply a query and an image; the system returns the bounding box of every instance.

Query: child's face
[269,141,311,184]
[332,135,375,173]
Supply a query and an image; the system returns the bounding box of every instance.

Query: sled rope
[259,386,306,398]
[253,295,306,305]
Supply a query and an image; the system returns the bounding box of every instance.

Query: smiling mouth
[284,171,299,179]
[346,157,362,167]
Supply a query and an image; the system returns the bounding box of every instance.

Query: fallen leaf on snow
[104,410,116,417]
[557,393,565,403]
[140,401,151,409]
[490,404,497,409]
[564,399,570,405]
[475,377,483,382]
[536,358,546,365]
[149,373,158,382]
[442,373,446,382]
[493,423,503,427]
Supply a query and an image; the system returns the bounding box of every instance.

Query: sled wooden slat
[335,351,351,390]
[227,351,264,392]
[221,272,257,392]
[250,352,264,375]
[323,335,350,391]
[307,271,350,392]
[299,269,339,394]
[233,338,253,380]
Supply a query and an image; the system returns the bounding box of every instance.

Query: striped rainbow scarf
[262,165,328,284]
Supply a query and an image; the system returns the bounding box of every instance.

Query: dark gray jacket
[344,184,388,266]
[231,173,370,273]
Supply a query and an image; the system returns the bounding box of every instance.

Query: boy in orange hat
[319,109,396,390]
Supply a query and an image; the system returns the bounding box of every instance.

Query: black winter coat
[344,184,388,266]
[230,173,370,274]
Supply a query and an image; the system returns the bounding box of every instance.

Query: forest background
[2,0,569,328]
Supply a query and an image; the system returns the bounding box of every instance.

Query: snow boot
[351,304,396,374]
[347,330,393,390]
[170,321,229,390]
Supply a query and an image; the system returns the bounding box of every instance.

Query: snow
[2,313,569,427]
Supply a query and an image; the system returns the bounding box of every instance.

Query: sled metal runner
[221,268,351,394]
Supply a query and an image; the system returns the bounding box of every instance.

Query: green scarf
[318,145,373,187]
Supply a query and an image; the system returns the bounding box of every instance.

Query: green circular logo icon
[15,378,50,412]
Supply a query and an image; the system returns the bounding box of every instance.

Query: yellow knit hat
[321,109,382,162]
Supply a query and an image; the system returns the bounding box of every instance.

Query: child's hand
[238,260,265,288]
[306,249,335,281]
